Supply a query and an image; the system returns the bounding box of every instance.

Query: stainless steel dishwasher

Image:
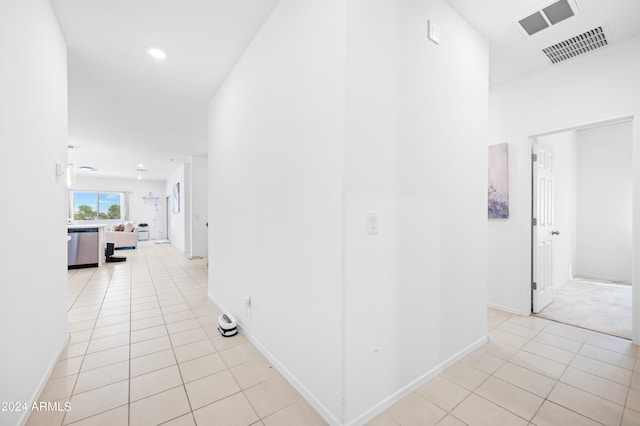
[68,228,99,268]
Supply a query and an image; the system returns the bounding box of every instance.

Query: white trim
[18,333,70,426]
[488,303,523,315]
[529,115,634,139]
[348,335,489,426]
[208,293,491,425]
[632,114,640,344]
[207,294,341,426]
[573,274,632,286]
[339,145,347,424]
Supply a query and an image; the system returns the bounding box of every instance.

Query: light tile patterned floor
[370,308,640,426]
[27,242,325,426]
[27,242,640,425]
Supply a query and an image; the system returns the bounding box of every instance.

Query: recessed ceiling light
[137,163,144,168]
[137,176,142,180]
[146,47,167,60]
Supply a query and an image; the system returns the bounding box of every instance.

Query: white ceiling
[445,0,640,85]
[54,0,640,182]
[51,0,279,181]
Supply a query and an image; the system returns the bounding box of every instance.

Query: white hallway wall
[488,34,640,342]
[209,0,345,421]
[576,121,633,282]
[344,0,488,422]
[0,0,69,425]
[73,176,166,239]
[209,0,488,423]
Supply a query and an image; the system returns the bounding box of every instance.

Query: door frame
[524,113,639,344]
[166,196,171,240]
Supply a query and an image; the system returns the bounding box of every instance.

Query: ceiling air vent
[542,27,608,64]
[542,0,575,25]
[519,12,549,36]
[516,0,580,37]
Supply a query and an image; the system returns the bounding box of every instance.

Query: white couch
[105,223,138,249]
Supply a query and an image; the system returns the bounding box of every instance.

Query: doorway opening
[530,118,634,339]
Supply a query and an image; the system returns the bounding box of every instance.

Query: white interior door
[533,141,558,313]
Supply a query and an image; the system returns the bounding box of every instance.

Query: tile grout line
[155,245,197,422]
[127,246,141,426]
[483,319,547,424]
[154,243,248,423]
[527,322,584,426]
[510,316,634,425]
[133,243,217,422]
[479,315,623,425]
[61,263,118,425]
[155,244,280,423]
[68,250,134,425]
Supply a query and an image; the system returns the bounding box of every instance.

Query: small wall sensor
[428,20,440,44]
[244,296,252,318]
[367,211,379,235]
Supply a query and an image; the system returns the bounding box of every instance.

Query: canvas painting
[172,182,180,213]
[488,143,509,218]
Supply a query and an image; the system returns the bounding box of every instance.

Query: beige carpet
[536,278,632,339]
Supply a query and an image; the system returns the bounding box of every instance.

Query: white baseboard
[488,303,522,315]
[207,292,491,426]
[573,274,631,285]
[18,333,70,426]
[207,293,341,426]
[348,335,488,426]
[238,323,342,426]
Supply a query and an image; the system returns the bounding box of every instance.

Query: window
[73,192,122,220]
